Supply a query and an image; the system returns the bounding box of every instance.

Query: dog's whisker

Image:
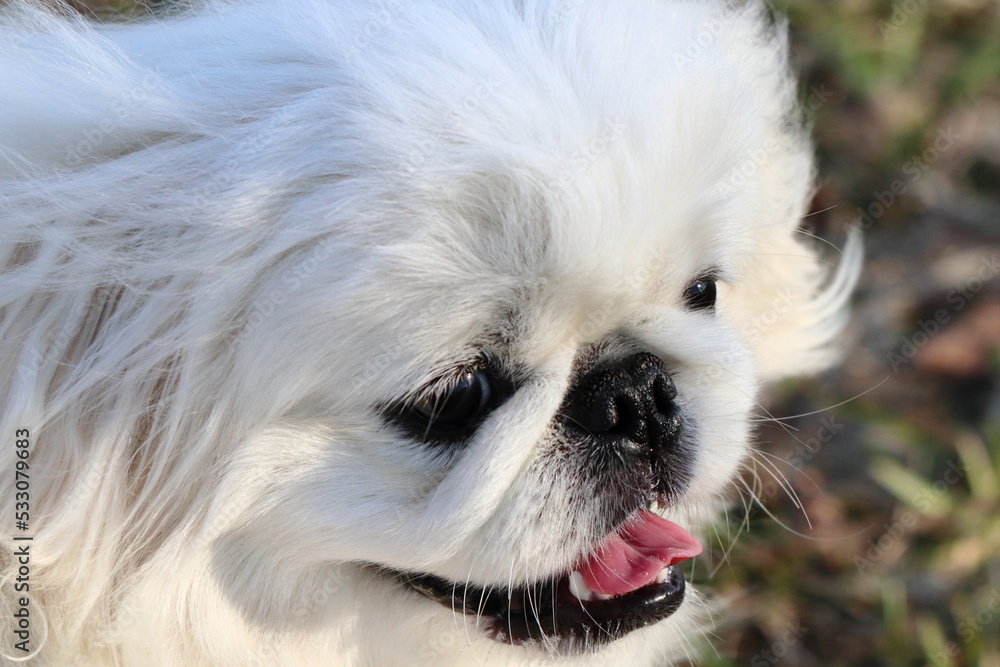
[708,477,757,579]
[748,448,811,523]
[757,377,889,423]
[801,204,839,220]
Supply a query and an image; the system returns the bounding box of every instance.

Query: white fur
[0,0,860,665]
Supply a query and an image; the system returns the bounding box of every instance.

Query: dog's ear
[721,229,862,382]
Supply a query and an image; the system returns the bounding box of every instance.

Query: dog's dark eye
[389,362,516,445]
[411,371,492,432]
[683,275,717,312]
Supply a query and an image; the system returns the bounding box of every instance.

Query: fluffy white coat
[0,0,859,664]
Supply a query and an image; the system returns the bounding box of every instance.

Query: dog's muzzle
[388,351,702,651]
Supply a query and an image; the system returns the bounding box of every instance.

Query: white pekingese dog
[0,0,860,665]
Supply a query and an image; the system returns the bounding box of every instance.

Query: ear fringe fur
[750,228,864,382]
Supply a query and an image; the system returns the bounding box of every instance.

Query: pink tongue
[578,510,702,597]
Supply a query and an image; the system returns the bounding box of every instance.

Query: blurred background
[64,0,1000,664]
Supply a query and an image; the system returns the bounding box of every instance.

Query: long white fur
[0,0,860,665]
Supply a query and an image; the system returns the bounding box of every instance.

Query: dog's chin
[372,506,700,652]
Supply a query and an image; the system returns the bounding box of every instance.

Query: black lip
[391,566,686,650]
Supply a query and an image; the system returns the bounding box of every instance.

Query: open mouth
[391,510,702,650]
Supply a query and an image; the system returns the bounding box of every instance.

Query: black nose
[559,352,689,496]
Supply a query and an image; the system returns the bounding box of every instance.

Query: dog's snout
[561,352,681,460]
[559,351,692,503]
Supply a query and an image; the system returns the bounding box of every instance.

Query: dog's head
[191,1,859,661]
[1,0,859,664]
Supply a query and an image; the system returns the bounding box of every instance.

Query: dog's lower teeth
[568,571,594,601]
[569,566,674,602]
